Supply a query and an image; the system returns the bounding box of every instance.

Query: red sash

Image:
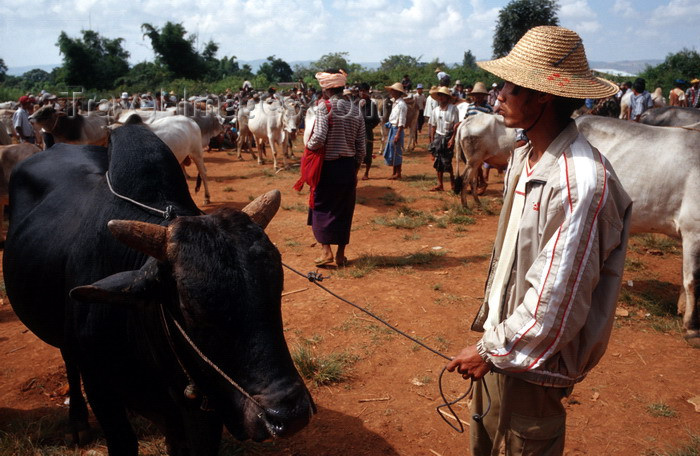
[293,99,332,209]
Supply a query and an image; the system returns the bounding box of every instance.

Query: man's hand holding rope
[446,345,491,380]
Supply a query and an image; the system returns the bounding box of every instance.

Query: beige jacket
[474,122,632,387]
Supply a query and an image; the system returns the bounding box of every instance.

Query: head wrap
[315,69,347,89]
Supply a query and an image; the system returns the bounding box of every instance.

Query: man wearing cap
[435,67,450,87]
[304,69,365,267]
[428,87,459,192]
[686,78,700,108]
[383,82,407,180]
[446,26,632,455]
[358,83,380,180]
[13,96,36,144]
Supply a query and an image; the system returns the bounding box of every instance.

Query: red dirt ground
[0,132,698,455]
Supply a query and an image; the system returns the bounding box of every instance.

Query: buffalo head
[70,190,315,441]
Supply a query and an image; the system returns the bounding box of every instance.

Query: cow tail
[195,174,202,193]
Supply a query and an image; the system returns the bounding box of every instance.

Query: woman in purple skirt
[306,69,366,267]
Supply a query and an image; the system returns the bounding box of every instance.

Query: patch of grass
[222,186,234,192]
[248,195,255,202]
[433,283,442,291]
[372,206,436,229]
[356,196,368,205]
[618,280,677,317]
[281,202,307,212]
[404,173,434,190]
[646,402,677,418]
[633,234,681,255]
[403,232,421,241]
[284,239,301,247]
[379,192,413,206]
[625,257,646,272]
[291,344,355,386]
[336,250,446,279]
[650,434,700,456]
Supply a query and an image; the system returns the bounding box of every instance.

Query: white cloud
[611,0,639,18]
[649,0,700,26]
[559,0,601,34]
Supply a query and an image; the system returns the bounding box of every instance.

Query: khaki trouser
[469,372,570,456]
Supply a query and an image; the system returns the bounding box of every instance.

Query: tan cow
[30,106,109,147]
[0,143,41,242]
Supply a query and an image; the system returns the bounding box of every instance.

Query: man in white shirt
[13,96,36,144]
[382,82,407,180]
[428,87,460,192]
[423,86,439,135]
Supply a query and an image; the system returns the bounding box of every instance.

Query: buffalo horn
[241,189,281,229]
[108,220,169,261]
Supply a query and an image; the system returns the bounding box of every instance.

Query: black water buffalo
[3,124,314,455]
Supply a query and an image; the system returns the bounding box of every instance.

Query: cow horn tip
[241,189,281,229]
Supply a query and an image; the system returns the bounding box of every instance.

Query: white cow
[639,106,700,127]
[454,112,517,206]
[576,116,700,345]
[124,115,211,204]
[248,100,294,170]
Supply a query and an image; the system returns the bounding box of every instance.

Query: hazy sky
[1,0,698,69]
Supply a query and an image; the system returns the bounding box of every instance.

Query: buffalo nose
[262,395,315,438]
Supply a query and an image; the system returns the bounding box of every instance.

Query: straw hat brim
[430,89,455,102]
[476,26,618,99]
[477,59,617,99]
[384,83,406,95]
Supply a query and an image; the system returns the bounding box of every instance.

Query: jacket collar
[522,121,579,182]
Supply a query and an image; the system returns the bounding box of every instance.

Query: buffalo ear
[70,269,152,305]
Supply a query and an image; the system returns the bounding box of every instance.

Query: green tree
[257,55,293,83]
[492,0,559,58]
[312,52,351,71]
[141,22,208,80]
[56,30,130,90]
[22,68,53,86]
[116,62,170,91]
[380,54,423,72]
[639,48,700,94]
[462,50,476,69]
[0,58,7,82]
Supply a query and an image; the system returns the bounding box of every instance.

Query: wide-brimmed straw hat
[477,26,618,99]
[692,78,700,84]
[384,82,406,95]
[430,86,454,101]
[471,82,489,95]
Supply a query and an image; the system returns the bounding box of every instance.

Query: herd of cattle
[0,95,698,454]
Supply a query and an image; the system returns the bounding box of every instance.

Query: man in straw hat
[303,69,365,267]
[427,86,459,192]
[446,26,632,455]
[383,82,407,180]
